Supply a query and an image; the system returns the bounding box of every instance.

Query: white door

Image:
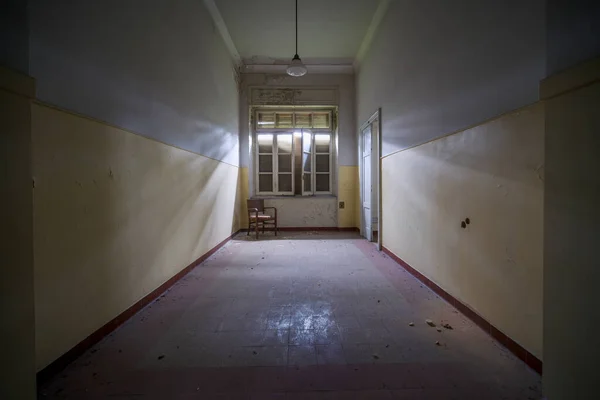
[361,124,372,241]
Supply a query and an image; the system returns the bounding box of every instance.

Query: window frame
[256,133,295,196]
[313,133,333,194]
[253,109,334,197]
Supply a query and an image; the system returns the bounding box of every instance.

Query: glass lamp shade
[286,54,307,77]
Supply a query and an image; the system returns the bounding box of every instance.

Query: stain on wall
[263,197,338,228]
[32,104,240,370]
[239,73,356,168]
[381,104,544,358]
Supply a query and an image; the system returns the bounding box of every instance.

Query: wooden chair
[247,199,277,239]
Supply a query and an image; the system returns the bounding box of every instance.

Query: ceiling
[212,0,384,69]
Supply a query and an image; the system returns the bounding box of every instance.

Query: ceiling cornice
[203,0,242,68]
[354,0,391,72]
[242,64,354,74]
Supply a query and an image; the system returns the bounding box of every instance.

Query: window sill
[252,194,336,200]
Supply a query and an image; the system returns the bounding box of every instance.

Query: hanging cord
[295,0,298,56]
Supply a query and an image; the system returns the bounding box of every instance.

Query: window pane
[257,134,273,153]
[315,134,330,153]
[295,113,311,128]
[316,174,330,192]
[275,112,293,128]
[278,154,292,173]
[257,112,275,128]
[316,154,329,172]
[302,132,312,153]
[277,134,292,153]
[312,112,330,128]
[279,174,292,192]
[259,174,273,192]
[303,173,311,192]
[259,155,272,172]
[302,153,311,172]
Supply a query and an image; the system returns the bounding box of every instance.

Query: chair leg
[247,220,250,235]
[275,221,277,236]
[255,221,259,240]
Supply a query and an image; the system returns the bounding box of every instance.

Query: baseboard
[382,246,543,375]
[36,230,241,386]
[239,227,359,232]
[279,227,359,232]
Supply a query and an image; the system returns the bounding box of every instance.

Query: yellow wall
[32,103,240,370]
[338,166,359,228]
[1,66,36,399]
[382,103,544,358]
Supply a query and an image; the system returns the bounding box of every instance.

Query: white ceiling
[212,0,383,67]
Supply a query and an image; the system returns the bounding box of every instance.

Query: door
[361,124,373,241]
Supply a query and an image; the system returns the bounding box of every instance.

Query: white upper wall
[357,0,546,156]
[29,0,240,166]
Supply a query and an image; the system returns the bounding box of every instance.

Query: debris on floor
[38,232,542,399]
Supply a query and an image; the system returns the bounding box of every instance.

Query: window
[254,110,333,196]
[256,133,294,195]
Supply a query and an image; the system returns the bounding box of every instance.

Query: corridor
[39,232,541,399]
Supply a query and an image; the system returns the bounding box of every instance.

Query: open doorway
[359,109,382,250]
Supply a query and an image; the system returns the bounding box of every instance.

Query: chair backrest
[247,199,264,212]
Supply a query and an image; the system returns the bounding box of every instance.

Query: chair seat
[249,214,273,221]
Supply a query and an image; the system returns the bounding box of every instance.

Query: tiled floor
[39,232,542,399]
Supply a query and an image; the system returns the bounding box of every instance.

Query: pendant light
[286,0,307,77]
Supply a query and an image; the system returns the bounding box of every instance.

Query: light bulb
[286,55,307,77]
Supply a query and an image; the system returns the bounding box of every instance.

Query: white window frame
[254,109,334,197]
[256,133,295,196]
[313,133,333,194]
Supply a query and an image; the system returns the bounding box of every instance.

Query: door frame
[358,108,382,250]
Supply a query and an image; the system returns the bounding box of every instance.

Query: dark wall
[0,0,29,73]
[546,0,600,75]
